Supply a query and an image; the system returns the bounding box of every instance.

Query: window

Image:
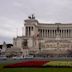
[32,27,33,30]
[22,39,27,48]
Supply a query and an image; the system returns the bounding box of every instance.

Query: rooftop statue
[28,14,35,19]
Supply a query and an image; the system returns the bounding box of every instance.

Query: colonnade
[38,29,71,38]
[25,26,72,38]
[26,26,33,36]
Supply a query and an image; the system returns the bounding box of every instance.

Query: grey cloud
[0,0,72,44]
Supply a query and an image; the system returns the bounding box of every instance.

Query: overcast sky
[0,0,72,44]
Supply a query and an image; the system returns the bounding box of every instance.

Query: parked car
[12,56,23,60]
[24,55,33,59]
[0,56,7,60]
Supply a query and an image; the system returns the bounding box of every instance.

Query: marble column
[46,30,47,37]
[28,27,30,37]
[63,30,65,38]
[52,30,53,38]
[61,30,63,38]
[65,30,67,38]
[69,29,71,38]
[43,29,44,37]
[41,29,42,37]
[49,30,51,38]
[42,29,43,37]
[53,30,55,38]
[47,30,48,37]
[50,30,52,38]
[45,29,47,37]
[68,30,69,38]
[64,30,65,38]
[27,27,29,36]
[71,29,72,38]
[26,27,28,36]
[43,29,45,37]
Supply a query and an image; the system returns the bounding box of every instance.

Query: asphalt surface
[0,57,72,64]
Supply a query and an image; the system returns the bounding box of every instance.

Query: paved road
[0,57,72,64]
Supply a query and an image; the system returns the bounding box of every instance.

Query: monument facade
[13,15,72,57]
